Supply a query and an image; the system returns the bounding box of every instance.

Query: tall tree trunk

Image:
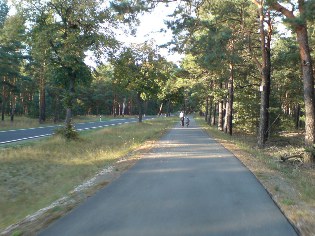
[224,99,228,133]
[39,74,46,124]
[136,92,143,122]
[295,104,301,130]
[205,97,209,122]
[53,96,59,123]
[1,101,4,121]
[1,77,5,121]
[122,97,126,117]
[10,107,14,121]
[207,82,214,125]
[207,96,212,125]
[10,93,15,122]
[65,77,75,126]
[158,102,163,116]
[211,103,217,126]
[297,26,315,163]
[297,26,315,146]
[257,7,272,148]
[226,63,234,135]
[113,94,117,117]
[270,0,315,162]
[218,100,224,131]
[218,82,225,131]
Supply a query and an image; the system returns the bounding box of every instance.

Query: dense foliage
[0,0,315,160]
[162,0,315,157]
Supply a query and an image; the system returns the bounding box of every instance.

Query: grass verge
[196,117,315,236]
[0,117,177,234]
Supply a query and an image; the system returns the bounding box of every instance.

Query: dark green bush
[54,123,80,140]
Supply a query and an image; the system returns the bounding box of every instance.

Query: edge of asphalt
[198,126,301,236]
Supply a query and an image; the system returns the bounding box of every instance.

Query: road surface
[0,117,154,145]
[38,118,298,236]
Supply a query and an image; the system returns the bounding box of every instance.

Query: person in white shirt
[179,111,184,127]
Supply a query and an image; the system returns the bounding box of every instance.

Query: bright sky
[6,1,182,65]
[116,3,183,64]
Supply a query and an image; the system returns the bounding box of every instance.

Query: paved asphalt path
[0,117,154,145]
[38,118,298,236]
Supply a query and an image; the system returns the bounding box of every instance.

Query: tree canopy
[1,0,315,161]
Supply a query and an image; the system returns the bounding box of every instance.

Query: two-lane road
[0,117,154,145]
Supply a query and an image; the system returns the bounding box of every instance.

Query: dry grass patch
[0,117,176,233]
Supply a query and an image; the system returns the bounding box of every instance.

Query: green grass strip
[0,117,177,230]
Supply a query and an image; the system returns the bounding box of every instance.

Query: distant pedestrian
[179,111,184,127]
[185,117,190,127]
